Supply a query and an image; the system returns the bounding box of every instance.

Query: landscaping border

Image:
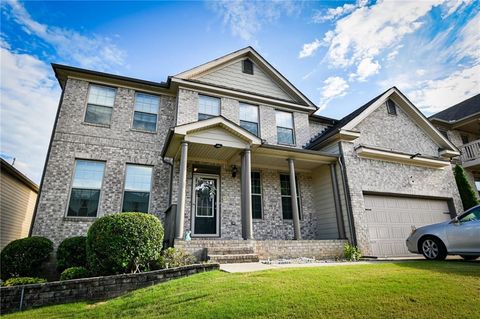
[0,263,219,314]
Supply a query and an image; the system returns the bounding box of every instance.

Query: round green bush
[60,267,90,281]
[2,277,47,287]
[1,236,53,280]
[56,236,87,271]
[86,212,164,275]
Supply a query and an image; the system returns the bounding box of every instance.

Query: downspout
[162,157,174,206]
[337,142,357,246]
[29,88,65,236]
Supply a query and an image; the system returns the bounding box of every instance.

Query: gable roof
[429,93,480,123]
[305,88,389,149]
[0,158,38,192]
[174,47,316,110]
[306,87,458,154]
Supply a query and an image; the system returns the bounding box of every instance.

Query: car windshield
[458,206,480,223]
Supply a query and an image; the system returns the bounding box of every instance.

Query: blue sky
[1,0,479,183]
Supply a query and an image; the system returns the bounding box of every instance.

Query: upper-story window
[67,160,105,217]
[276,110,295,145]
[386,99,397,115]
[85,85,116,125]
[240,103,259,136]
[243,59,254,75]
[122,164,153,213]
[133,93,160,132]
[198,95,220,120]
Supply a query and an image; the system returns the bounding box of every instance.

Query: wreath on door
[195,178,216,199]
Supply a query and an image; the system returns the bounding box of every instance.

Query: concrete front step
[208,253,260,264]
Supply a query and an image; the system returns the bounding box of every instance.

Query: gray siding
[311,166,338,239]
[197,60,294,101]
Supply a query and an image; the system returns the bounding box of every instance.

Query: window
[276,111,295,145]
[133,93,160,132]
[280,174,301,220]
[461,134,469,144]
[122,164,153,213]
[240,103,259,136]
[251,172,262,219]
[386,99,397,115]
[243,59,254,75]
[458,207,480,223]
[198,95,220,120]
[67,160,105,217]
[85,85,116,125]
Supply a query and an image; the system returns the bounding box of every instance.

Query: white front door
[192,174,219,236]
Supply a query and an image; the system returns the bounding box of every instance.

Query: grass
[5,261,480,319]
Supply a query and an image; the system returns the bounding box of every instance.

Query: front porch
[162,117,349,258]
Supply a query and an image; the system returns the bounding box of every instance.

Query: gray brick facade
[33,79,176,246]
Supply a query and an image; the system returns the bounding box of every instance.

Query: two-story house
[429,94,480,197]
[31,47,462,260]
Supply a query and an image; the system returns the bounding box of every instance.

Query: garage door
[364,195,452,257]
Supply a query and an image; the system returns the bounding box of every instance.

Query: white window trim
[131,92,161,133]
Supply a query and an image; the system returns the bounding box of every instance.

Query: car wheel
[420,237,447,260]
[460,255,479,261]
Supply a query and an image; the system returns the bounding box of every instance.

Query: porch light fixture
[214,143,223,149]
[231,165,238,178]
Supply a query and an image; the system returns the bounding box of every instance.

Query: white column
[175,141,188,239]
[288,158,302,240]
[244,149,253,240]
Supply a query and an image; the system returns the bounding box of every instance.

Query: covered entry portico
[162,116,345,244]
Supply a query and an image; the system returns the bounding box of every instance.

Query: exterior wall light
[231,165,238,178]
[214,143,223,149]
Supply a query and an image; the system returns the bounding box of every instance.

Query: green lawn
[5,261,480,319]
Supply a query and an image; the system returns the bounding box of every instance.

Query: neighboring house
[0,158,38,249]
[31,47,462,259]
[429,94,480,196]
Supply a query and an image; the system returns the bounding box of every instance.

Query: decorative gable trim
[341,87,459,156]
[174,47,316,110]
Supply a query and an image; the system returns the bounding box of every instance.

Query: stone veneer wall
[32,78,176,246]
[175,239,346,260]
[0,264,219,314]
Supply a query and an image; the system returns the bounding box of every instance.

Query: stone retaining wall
[175,239,346,260]
[0,263,219,314]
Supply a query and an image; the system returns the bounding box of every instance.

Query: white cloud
[354,57,381,81]
[0,43,60,182]
[210,0,301,41]
[453,12,480,63]
[3,0,126,70]
[298,39,321,58]
[441,0,473,18]
[318,76,349,111]
[409,64,480,113]
[312,0,368,23]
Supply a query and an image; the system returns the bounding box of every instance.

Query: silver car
[406,205,480,260]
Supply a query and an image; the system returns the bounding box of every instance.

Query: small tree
[453,164,479,210]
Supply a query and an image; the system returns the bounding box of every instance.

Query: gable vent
[386,99,397,115]
[242,59,254,75]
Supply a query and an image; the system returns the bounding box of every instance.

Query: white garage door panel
[364,195,451,257]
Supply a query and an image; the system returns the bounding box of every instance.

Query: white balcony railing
[460,139,480,163]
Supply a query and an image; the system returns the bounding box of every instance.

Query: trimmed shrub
[87,212,164,275]
[454,164,480,210]
[154,248,196,269]
[1,236,53,280]
[60,267,90,281]
[57,236,87,271]
[344,243,362,261]
[2,277,46,287]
